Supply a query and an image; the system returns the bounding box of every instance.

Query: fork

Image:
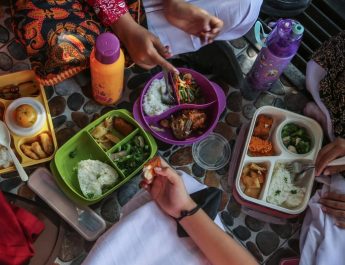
[286,155,345,183]
[161,68,175,105]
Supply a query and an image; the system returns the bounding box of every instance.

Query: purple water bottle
[245,19,304,95]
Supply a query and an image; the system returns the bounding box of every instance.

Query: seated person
[82,157,258,265]
[300,30,345,265]
[13,0,262,84]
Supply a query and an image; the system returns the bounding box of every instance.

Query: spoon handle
[7,148,28,181]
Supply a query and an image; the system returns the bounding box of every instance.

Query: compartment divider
[83,131,127,180]
[106,128,139,154]
[260,158,277,201]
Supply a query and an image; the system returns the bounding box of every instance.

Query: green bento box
[51,109,157,205]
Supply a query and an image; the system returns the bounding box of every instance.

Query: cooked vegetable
[248,136,274,156]
[281,123,311,154]
[111,135,150,175]
[91,116,125,150]
[172,73,202,104]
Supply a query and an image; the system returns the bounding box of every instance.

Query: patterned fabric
[12,0,145,85]
[313,30,345,138]
[87,0,128,26]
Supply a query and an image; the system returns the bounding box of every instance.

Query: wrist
[173,198,197,219]
[110,13,138,45]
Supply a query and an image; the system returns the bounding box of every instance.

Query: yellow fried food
[21,144,39,160]
[91,125,107,139]
[31,141,47,159]
[105,133,120,144]
[39,133,54,155]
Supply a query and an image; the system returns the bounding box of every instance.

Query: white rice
[0,146,12,169]
[77,159,118,199]
[266,163,306,208]
[143,78,170,116]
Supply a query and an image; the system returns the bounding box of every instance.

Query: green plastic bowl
[52,109,157,205]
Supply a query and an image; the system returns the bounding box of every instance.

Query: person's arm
[144,158,258,265]
[87,0,177,72]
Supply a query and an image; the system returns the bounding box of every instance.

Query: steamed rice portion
[78,159,119,199]
[143,78,171,116]
[266,163,306,208]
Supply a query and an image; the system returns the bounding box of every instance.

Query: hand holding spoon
[0,121,28,181]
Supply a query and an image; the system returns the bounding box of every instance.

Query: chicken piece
[31,141,47,159]
[39,133,54,155]
[253,115,273,139]
[113,117,134,136]
[242,175,261,189]
[142,156,161,184]
[91,125,108,139]
[185,109,207,130]
[21,144,39,160]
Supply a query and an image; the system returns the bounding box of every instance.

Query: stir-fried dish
[173,73,203,104]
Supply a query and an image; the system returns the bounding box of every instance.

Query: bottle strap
[254,21,269,47]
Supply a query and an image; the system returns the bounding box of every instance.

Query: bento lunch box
[0,70,58,175]
[235,106,323,215]
[52,109,157,205]
[133,68,226,145]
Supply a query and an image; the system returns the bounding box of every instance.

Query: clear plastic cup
[192,133,231,170]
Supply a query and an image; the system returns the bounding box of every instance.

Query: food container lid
[95,32,121,64]
[5,97,46,137]
[192,133,231,170]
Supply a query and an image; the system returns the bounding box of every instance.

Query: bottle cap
[95,32,121,64]
[292,23,304,36]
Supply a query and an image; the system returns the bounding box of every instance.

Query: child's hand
[143,159,196,218]
[315,138,345,176]
[320,192,345,228]
[111,14,177,73]
[164,0,223,44]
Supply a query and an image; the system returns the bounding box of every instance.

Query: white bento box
[235,106,323,215]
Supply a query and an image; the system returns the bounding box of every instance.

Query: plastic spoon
[0,121,28,181]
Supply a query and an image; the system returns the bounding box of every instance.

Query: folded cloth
[82,171,224,265]
[0,191,45,265]
[300,174,345,265]
[177,187,222,237]
[143,0,262,55]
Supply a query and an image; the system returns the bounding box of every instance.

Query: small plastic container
[28,167,106,241]
[0,70,58,175]
[52,109,157,205]
[192,133,231,170]
[234,106,323,215]
[5,97,46,137]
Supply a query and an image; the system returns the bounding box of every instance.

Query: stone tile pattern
[0,11,311,264]
[0,2,31,75]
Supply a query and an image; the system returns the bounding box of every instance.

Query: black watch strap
[175,204,201,222]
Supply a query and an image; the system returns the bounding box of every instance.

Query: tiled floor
[0,2,315,264]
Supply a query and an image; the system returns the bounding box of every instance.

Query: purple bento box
[133,68,226,145]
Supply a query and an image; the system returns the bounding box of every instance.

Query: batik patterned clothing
[313,30,345,138]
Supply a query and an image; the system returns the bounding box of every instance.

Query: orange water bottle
[90,32,125,105]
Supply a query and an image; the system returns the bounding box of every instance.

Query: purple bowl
[133,68,226,145]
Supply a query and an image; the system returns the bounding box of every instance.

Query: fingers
[316,138,345,175]
[320,198,345,211]
[323,165,345,175]
[322,206,345,218]
[154,167,178,184]
[335,220,345,229]
[322,192,345,202]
